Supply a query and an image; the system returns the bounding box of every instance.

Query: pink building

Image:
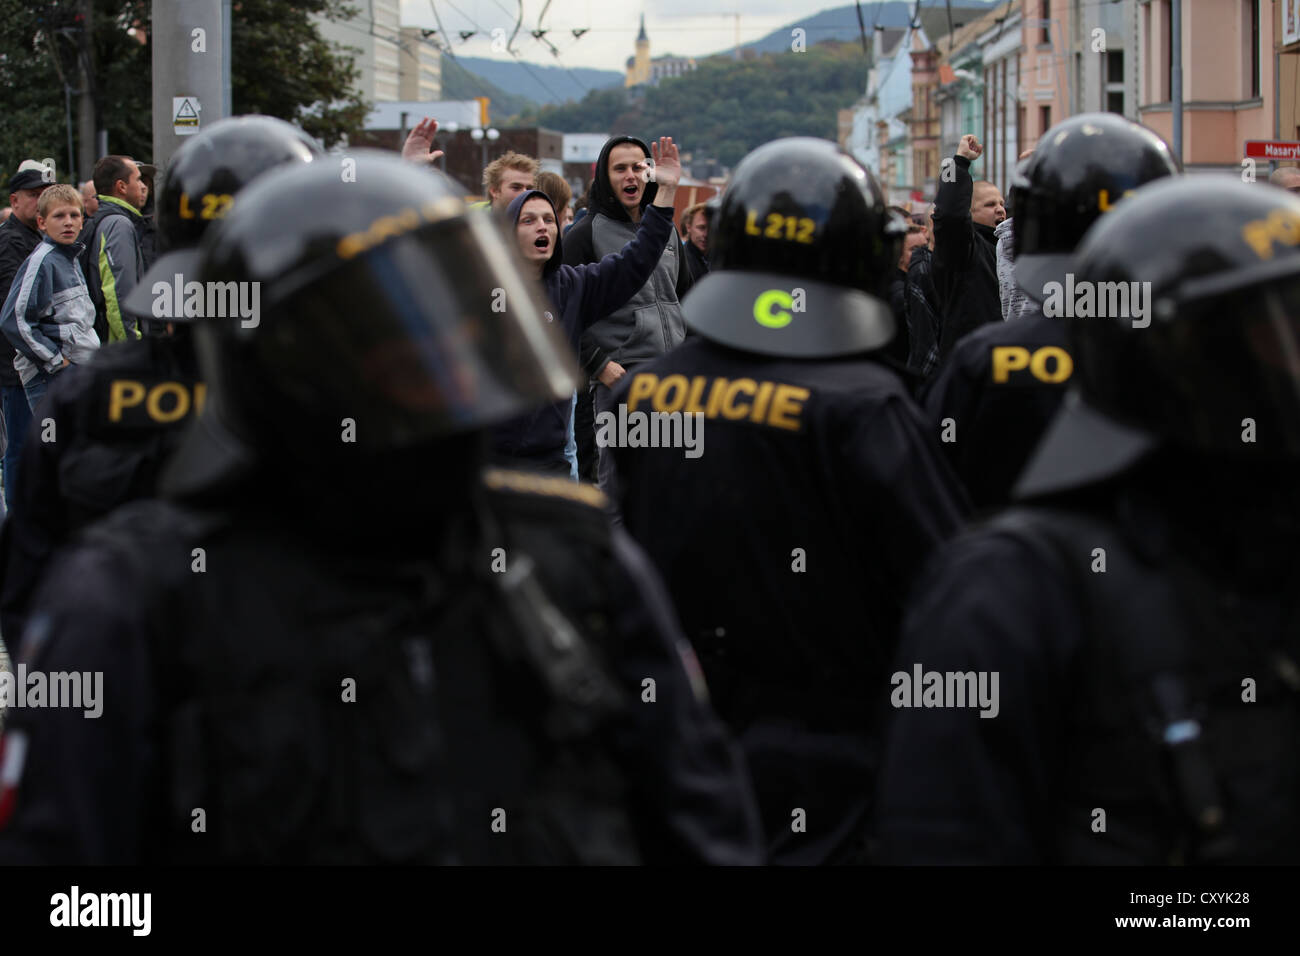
[1138,0,1274,169]
[1020,0,1074,152]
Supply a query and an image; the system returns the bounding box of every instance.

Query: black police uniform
[876,177,1300,865]
[876,444,1300,864]
[0,465,763,864]
[0,116,323,654]
[0,150,765,865]
[609,134,971,865]
[0,335,201,642]
[923,113,1180,512]
[610,328,968,866]
[922,306,1071,510]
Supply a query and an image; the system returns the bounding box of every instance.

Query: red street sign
[1245,140,1300,160]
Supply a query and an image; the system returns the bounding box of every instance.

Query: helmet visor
[236,212,576,451]
[1163,278,1300,457]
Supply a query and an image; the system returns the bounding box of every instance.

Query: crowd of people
[0,108,1296,865]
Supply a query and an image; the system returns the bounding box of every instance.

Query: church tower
[625,14,651,87]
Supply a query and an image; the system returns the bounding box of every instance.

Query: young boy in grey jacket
[0,184,99,411]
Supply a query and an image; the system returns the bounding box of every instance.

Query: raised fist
[957,134,983,162]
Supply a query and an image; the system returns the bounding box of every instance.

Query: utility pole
[152,0,228,170]
[1171,0,1183,161]
[77,0,95,180]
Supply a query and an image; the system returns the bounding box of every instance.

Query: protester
[923,114,1179,511]
[491,138,683,474]
[0,160,52,508]
[0,184,97,412]
[679,201,710,284]
[563,134,695,499]
[931,134,1004,361]
[79,155,149,343]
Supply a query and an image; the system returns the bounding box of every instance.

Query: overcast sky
[398,0,853,71]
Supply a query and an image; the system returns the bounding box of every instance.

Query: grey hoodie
[563,135,693,375]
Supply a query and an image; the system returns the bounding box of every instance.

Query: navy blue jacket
[491,190,675,467]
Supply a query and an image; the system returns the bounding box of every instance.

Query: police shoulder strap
[986,506,1233,864]
[470,482,626,741]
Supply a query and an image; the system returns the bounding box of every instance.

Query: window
[1248,0,1261,98]
[1040,105,1051,136]
[1105,50,1125,115]
[1042,0,1052,45]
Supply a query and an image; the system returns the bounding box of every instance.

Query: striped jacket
[0,237,100,385]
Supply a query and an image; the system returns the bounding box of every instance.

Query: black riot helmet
[123,115,323,321]
[158,115,322,252]
[1014,113,1180,303]
[1016,178,1300,498]
[688,137,905,358]
[162,150,578,492]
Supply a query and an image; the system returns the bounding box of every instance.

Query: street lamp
[470,127,500,185]
[438,121,459,173]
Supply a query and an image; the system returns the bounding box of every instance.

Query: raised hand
[649,136,681,191]
[402,117,444,165]
[957,134,983,162]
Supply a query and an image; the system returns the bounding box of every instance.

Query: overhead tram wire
[328,8,505,116]
[431,0,570,105]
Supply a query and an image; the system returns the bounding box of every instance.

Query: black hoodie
[489,188,675,467]
[931,153,1002,362]
[0,213,43,388]
[563,135,694,378]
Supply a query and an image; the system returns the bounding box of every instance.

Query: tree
[0,0,368,181]
[0,0,85,180]
[506,43,869,169]
[231,0,368,147]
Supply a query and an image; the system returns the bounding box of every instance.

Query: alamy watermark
[151,274,260,328]
[0,665,103,718]
[595,404,704,459]
[890,663,999,718]
[50,886,151,936]
[1041,274,1154,329]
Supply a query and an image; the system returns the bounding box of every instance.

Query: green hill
[440,55,534,123]
[506,43,869,167]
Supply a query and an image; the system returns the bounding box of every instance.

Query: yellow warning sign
[173,97,200,135]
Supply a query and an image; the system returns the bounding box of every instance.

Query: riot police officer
[607,137,970,864]
[0,152,763,865]
[877,178,1300,864]
[0,116,322,644]
[923,113,1180,510]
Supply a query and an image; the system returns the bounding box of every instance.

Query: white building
[363,100,483,134]
[398,27,442,102]
[649,56,697,86]
[1069,0,1139,118]
[316,0,401,103]
[979,7,1024,194]
[562,134,609,164]
[844,27,934,206]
